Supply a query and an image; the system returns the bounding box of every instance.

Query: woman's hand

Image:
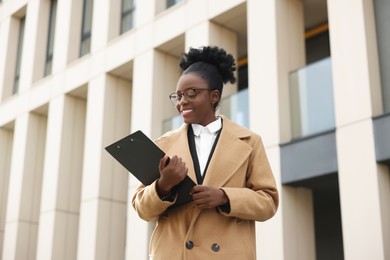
[191,185,229,209]
[156,155,188,198]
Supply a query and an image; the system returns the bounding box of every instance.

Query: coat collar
[202,115,252,187]
[156,115,253,187]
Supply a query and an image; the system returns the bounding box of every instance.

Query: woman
[132,46,278,259]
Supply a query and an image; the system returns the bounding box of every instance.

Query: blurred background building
[0,0,389,259]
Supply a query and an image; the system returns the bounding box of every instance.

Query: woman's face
[175,73,219,126]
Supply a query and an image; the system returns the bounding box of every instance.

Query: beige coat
[132,116,278,260]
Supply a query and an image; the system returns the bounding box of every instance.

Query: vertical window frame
[13,16,26,94]
[79,0,94,57]
[44,0,57,76]
[120,0,135,34]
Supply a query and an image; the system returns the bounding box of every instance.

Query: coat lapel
[156,124,197,184]
[202,116,252,187]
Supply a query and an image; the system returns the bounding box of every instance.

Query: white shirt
[191,117,222,175]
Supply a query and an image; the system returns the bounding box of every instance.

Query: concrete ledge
[280,130,338,184]
[373,113,390,164]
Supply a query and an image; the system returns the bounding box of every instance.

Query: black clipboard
[105,130,195,208]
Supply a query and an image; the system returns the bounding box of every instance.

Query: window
[80,0,93,57]
[374,0,390,113]
[14,17,26,94]
[44,0,57,76]
[166,0,183,8]
[121,0,135,34]
[305,24,330,65]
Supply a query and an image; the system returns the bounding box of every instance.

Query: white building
[0,0,389,259]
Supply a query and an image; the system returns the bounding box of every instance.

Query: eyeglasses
[169,88,210,105]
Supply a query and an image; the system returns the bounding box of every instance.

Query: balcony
[289,57,335,139]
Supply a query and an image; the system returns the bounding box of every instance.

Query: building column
[135,0,157,27]
[18,0,50,92]
[126,48,179,259]
[77,75,130,260]
[247,0,308,259]
[35,95,86,260]
[328,0,389,259]
[185,21,238,97]
[0,17,19,100]
[2,113,47,260]
[126,50,160,260]
[52,0,83,72]
[0,128,13,256]
[91,0,120,52]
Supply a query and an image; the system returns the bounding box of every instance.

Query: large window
[80,0,93,57]
[120,0,135,34]
[44,0,57,76]
[374,0,390,113]
[14,17,26,94]
[166,0,183,9]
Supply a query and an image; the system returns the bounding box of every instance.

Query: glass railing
[162,88,249,133]
[289,57,335,139]
[162,113,184,133]
[219,88,249,128]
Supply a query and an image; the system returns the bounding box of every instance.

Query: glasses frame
[169,88,210,105]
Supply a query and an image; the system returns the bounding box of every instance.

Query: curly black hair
[178,46,237,108]
[179,46,236,84]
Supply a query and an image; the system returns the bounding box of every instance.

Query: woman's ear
[211,90,220,104]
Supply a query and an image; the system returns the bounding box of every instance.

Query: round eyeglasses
[169,88,210,105]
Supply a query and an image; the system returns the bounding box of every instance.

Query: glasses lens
[184,89,197,100]
[169,93,179,104]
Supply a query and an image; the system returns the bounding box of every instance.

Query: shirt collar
[191,117,222,137]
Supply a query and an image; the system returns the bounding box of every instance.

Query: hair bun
[179,46,237,84]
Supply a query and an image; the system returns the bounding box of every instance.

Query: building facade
[0,0,389,259]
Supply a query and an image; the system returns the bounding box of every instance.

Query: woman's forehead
[176,73,208,90]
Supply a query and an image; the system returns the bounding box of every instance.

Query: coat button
[185,241,194,250]
[211,243,220,252]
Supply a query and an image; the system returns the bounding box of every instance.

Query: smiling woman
[132,46,279,260]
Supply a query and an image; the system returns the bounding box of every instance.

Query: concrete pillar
[328,0,389,259]
[282,187,316,260]
[126,50,156,260]
[185,21,238,98]
[2,113,47,260]
[77,75,130,260]
[0,17,20,100]
[0,128,13,256]
[52,0,83,72]
[126,49,178,259]
[135,0,157,27]
[36,95,86,260]
[18,0,50,91]
[91,0,120,51]
[247,0,306,259]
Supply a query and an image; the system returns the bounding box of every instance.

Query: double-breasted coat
[132,115,279,260]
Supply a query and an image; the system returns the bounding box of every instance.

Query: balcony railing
[162,88,249,133]
[219,88,249,128]
[289,57,335,139]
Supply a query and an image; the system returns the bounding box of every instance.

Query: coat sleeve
[219,134,279,221]
[132,180,175,221]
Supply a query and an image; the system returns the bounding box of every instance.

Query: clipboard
[105,130,195,208]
